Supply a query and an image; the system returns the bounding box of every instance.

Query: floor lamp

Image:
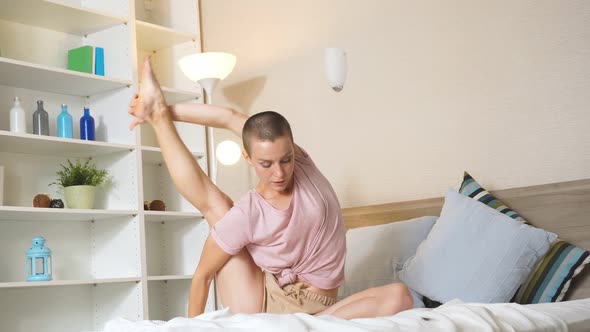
[178,52,237,184]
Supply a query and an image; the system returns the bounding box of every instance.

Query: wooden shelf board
[0,0,127,36]
[161,86,201,104]
[0,206,138,221]
[0,277,140,289]
[147,275,192,281]
[141,146,205,165]
[144,210,203,222]
[0,130,134,157]
[0,57,131,97]
[136,20,196,51]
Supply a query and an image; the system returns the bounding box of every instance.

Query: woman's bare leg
[318,283,413,319]
[130,57,263,313]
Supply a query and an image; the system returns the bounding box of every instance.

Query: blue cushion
[399,189,557,303]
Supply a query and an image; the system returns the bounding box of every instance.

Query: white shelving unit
[0,1,211,331]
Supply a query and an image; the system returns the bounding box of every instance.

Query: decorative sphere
[33,194,51,208]
[149,200,166,211]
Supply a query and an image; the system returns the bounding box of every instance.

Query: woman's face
[245,135,295,193]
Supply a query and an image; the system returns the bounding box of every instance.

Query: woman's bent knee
[216,250,264,314]
[381,283,413,316]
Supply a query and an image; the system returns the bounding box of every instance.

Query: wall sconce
[26,236,52,282]
[324,48,347,92]
[178,52,237,183]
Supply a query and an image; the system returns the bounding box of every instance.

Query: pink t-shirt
[211,149,346,290]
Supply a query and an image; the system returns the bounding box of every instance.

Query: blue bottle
[57,104,73,138]
[80,107,95,141]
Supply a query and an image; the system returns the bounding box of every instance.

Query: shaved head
[242,111,294,155]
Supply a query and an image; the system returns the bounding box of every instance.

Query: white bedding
[103,298,590,332]
[532,299,590,332]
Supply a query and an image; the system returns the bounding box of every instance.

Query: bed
[104,178,590,332]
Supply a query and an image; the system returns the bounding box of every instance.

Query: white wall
[201,0,590,208]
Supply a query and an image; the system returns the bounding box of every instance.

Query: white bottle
[9,97,26,133]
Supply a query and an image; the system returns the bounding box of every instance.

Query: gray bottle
[33,100,49,135]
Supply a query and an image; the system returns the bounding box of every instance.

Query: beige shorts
[262,271,337,314]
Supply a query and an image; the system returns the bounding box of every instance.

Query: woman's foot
[128,56,168,130]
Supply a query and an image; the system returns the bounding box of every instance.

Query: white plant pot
[64,185,96,209]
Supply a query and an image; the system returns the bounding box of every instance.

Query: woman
[129,57,413,319]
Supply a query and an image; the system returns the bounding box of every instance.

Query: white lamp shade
[216,140,241,166]
[324,48,347,92]
[178,52,237,82]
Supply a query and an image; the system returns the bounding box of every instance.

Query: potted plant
[50,159,109,209]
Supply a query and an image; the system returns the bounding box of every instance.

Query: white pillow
[339,216,438,308]
[399,189,557,304]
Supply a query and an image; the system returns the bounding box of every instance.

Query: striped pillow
[513,241,590,303]
[459,172,590,304]
[459,172,525,222]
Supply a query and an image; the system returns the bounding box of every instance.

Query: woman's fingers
[129,118,144,131]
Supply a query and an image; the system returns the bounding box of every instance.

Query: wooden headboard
[341,178,590,301]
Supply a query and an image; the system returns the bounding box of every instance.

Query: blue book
[95,47,104,76]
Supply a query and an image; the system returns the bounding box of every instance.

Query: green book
[67,45,93,74]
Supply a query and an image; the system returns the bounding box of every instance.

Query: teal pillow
[513,240,590,303]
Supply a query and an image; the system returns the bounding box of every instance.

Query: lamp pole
[199,77,220,185]
[199,77,221,311]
